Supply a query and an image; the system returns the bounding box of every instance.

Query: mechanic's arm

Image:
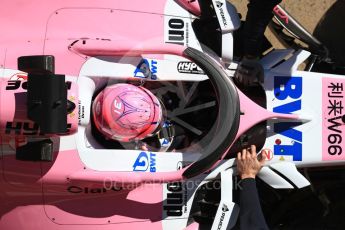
[237,145,269,230]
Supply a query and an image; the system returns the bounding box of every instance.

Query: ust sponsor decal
[322,78,345,161]
[134,58,157,80]
[163,182,187,217]
[165,18,187,46]
[273,76,303,161]
[177,61,204,74]
[133,151,156,172]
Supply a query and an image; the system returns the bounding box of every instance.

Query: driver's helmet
[92,83,163,142]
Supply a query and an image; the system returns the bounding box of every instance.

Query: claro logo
[67,186,122,194]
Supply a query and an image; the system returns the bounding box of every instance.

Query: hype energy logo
[273,76,303,161]
[177,61,204,74]
[134,59,157,80]
[133,151,156,172]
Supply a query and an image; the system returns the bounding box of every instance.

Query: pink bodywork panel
[0,58,300,230]
[0,1,196,229]
[0,149,166,229]
[40,148,170,227]
[0,1,296,229]
[175,0,201,16]
[236,90,299,140]
[0,0,195,75]
[322,77,345,161]
[70,39,185,57]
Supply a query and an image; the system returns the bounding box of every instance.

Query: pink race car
[0,0,344,229]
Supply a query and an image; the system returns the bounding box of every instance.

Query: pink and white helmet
[92,83,163,142]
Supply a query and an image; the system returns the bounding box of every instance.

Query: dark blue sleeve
[239,178,269,230]
[243,0,283,57]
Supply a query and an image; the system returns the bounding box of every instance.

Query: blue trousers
[244,0,283,57]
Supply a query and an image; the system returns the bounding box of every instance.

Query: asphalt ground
[231,0,345,65]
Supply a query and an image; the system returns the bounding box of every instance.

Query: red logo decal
[273,6,289,24]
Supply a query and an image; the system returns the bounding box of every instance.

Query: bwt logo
[273,76,303,161]
[177,61,204,74]
[133,151,156,172]
[134,59,157,80]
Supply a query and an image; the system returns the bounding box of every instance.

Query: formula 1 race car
[0,0,344,229]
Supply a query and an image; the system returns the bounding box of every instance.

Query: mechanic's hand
[237,145,266,179]
[234,58,264,87]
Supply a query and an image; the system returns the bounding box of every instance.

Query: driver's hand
[237,145,266,179]
[234,58,264,87]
